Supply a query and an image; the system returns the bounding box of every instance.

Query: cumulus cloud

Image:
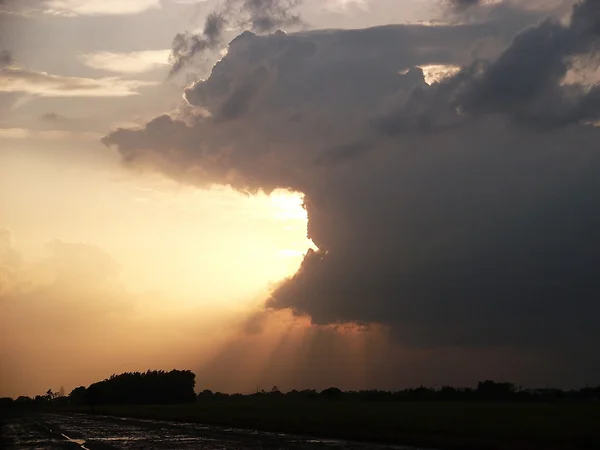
[169,0,303,75]
[453,0,600,127]
[0,58,156,97]
[107,22,500,187]
[103,0,600,381]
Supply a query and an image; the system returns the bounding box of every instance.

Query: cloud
[452,0,600,128]
[39,112,65,122]
[322,0,369,13]
[1,0,162,16]
[416,64,461,85]
[43,0,161,16]
[103,0,600,382]
[0,50,14,69]
[1,113,100,141]
[0,127,100,139]
[79,50,171,74]
[0,59,156,97]
[0,127,32,138]
[448,0,483,10]
[169,0,303,75]
[241,0,302,32]
[104,18,540,187]
[441,0,570,28]
[107,23,491,188]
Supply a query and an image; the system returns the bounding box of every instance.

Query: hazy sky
[2,0,599,398]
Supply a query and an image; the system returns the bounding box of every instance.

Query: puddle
[3,414,431,450]
[61,432,91,449]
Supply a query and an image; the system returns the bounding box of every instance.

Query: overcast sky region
[2,0,600,398]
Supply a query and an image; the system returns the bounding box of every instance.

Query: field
[73,399,600,450]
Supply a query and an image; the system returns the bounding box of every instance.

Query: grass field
[73,399,600,450]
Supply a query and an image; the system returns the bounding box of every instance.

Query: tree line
[198,381,600,402]
[2,375,600,409]
[1,370,196,408]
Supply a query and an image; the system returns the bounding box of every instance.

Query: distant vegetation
[2,370,196,408]
[3,372,600,450]
[214,381,600,402]
[85,370,196,405]
[2,371,600,408]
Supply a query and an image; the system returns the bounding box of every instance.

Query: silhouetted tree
[197,389,214,400]
[15,396,32,405]
[476,381,516,401]
[0,397,14,408]
[213,392,229,399]
[10,374,600,410]
[320,387,343,399]
[269,386,283,396]
[284,389,318,399]
[69,386,87,405]
[85,370,196,406]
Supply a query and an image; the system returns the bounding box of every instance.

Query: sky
[1,0,600,398]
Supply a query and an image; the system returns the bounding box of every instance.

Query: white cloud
[0,127,101,140]
[38,130,103,140]
[419,64,461,85]
[323,0,370,13]
[0,128,32,139]
[43,0,161,16]
[0,66,156,97]
[80,50,171,74]
[562,57,600,87]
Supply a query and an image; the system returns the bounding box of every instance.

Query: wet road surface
[2,413,422,449]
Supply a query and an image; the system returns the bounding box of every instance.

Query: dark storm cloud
[104,1,600,377]
[453,0,600,127]
[373,0,600,133]
[237,0,302,33]
[170,0,302,75]
[170,12,226,75]
[107,21,510,188]
[272,123,600,348]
